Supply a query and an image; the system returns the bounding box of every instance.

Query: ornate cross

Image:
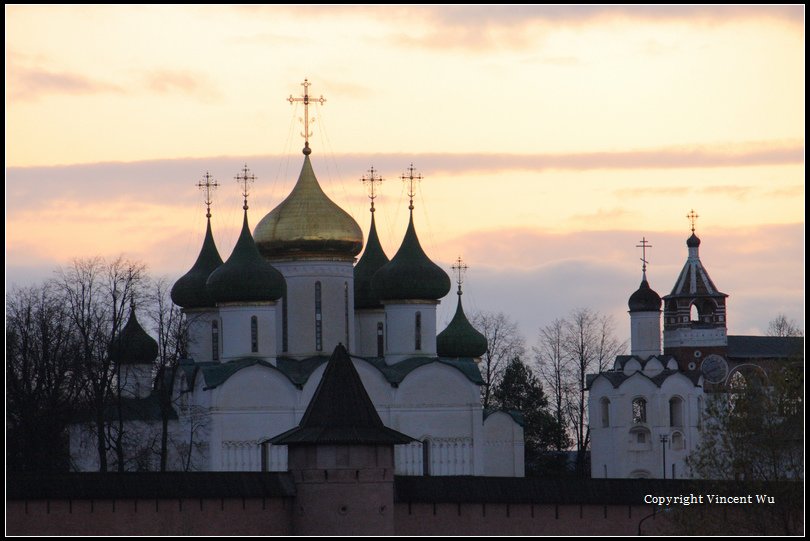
[288,78,326,150]
[687,209,699,233]
[451,256,468,295]
[235,164,256,210]
[196,171,219,218]
[401,163,422,210]
[636,237,652,275]
[361,166,384,212]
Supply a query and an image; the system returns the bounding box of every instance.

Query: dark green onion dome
[354,213,389,309]
[437,295,488,358]
[371,212,451,301]
[206,211,285,303]
[171,218,224,309]
[254,150,363,259]
[687,232,701,248]
[111,308,158,365]
[628,277,662,312]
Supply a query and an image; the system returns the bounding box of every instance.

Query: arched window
[250,315,258,353]
[415,311,422,351]
[211,320,219,361]
[282,285,288,353]
[600,397,610,428]
[690,304,699,322]
[671,431,685,451]
[376,322,384,358]
[632,397,647,424]
[669,396,683,427]
[344,282,350,348]
[315,281,322,352]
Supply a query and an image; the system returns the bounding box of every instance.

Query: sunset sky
[6,5,805,345]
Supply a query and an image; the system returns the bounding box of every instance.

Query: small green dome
[171,218,224,309]
[354,213,389,310]
[206,211,285,303]
[371,213,451,301]
[437,295,488,358]
[628,277,662,312]
[111,308,158,365]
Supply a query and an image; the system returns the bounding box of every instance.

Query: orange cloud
[9,66,123,101]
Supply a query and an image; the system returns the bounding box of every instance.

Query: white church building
[70,83,524,476]
[587,218,801,479]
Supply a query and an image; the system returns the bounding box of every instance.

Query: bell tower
[662,210,729,370]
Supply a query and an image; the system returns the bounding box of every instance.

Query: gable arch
[396,362,479,407]
[215,364,298,410]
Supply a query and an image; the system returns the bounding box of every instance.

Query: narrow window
[211,320,219,361]
[315,281,322,352]
[636,432,646,444]
[344,282,350,348]
[251,315,258,353]
[632,397,647,424]
[415,311,422,351]
[600,398,610,428]
[282,285,288,353]
[384,312,389,353]
[376,322,384,358]
[669,397,683,427]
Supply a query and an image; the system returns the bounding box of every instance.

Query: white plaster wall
[483,411,525,477]
[588,372,704,479]
[272,260,355,357]
[382,301,438,364]
[355,309,385,357]
[120,365,153,399]
[630,310,661,358]
[184,309,219,362]
[218,303,276,362]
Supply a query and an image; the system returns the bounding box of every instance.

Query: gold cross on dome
[687,209,699,233]
[235,164,256,210]
[636,237,652,275]
[288,78,326,148]
[401,164,423,210]
[361,166,384,212]
[451,256,468,295]
[196,171,219,218]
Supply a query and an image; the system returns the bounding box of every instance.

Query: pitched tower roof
[664,230,727,300]
[269,344,414,446]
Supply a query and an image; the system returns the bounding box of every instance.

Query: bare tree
[146,277,189,471]
[6,283,83,471]
[56,256,146,472]
[535,311,625,458]
[534,318,572,451]
[470,311,526,409]
[766,314,803,337]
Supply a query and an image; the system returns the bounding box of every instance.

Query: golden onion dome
[254,148,363,260]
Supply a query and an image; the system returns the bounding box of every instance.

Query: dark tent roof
[268,344,414,446]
